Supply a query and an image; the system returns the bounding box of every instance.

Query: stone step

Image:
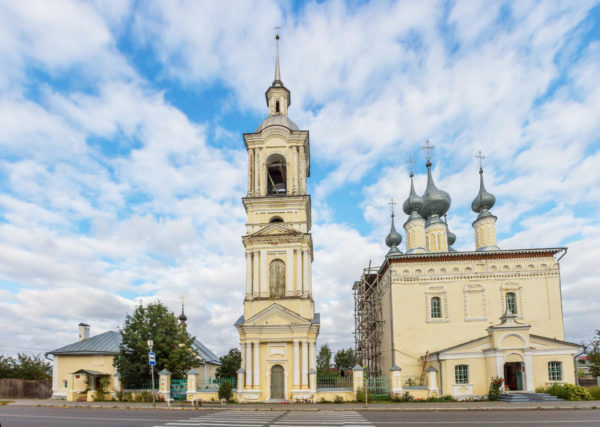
[498,392,563,402]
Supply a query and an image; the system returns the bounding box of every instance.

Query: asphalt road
[0,407,599,427]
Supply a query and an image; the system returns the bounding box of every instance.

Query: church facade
[354,152,579,398]
[235,33,319,402]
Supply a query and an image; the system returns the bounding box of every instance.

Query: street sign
[149,351,156,366]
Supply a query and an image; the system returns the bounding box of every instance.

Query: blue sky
[1,0,599,357]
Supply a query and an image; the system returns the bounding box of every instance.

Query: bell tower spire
[265,27,290,116]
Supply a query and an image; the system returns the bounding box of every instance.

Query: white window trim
[463,284,487,321]
[426,286,449,323]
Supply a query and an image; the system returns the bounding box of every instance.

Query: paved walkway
[3,398,599,411]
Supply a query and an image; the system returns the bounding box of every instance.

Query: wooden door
[270,365,284,399]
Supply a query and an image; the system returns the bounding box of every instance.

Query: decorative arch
[269,259,286,297]
[499,333,527,349]
[270,216,284,223]
[504,352,524,363]
[266,153,287,196]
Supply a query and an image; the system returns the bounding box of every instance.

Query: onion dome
[385,212,403,255]
[402,173,424,218]
[471,167,496,217]
[445,216,457,251]
[421,160,451,220]
[179,297,187,324]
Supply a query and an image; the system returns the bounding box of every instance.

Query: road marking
[0,413,183,422]
[367,421,600,425]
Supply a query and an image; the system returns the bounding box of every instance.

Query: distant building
[47,323,220,400]
[354,151,580,398]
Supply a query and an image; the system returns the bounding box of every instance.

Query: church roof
[193,339,220,364]
[255,114,299,132]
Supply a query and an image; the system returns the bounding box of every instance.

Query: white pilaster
[248,149,253,195]
[252,252,259,297]
[254,148,260,195]
[296,249,302,296]
[260,249,267,297]
[253,341,260,387]
[299,145,306,194]
[245,253,252,296]
[301,341,308,387]
[308,341,315,371]
[286,249,294,296]
[302,250,309,297]
[246,342,253,387]
[524,354,534,391]
[293,340,300,386]
[292,146,298,195]
[306,249,312,296]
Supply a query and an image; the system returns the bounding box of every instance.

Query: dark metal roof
[71,369,108,376]
[234,315,244,326]
[311,313,320,324]
[193,339,220,364]
[47,331,122,355]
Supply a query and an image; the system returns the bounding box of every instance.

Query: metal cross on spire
[181,294,185,306]
[476,150,486,171]
[274,26,281,82]
[406,155,415,176]
[389,198,397,217]
[422,140,435,162]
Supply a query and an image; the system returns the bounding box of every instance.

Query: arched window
[269,259,285,297]
[266,154,287,196]
[275,100,280,113]
[506,292,517,314]
[270,216,284,223]
[431,297,442,318]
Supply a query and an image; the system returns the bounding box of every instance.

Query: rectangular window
[62,380,68,388]
[548,361,562,381]
[455,365,469,384]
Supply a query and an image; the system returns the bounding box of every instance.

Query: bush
[488,376,504,401]
[390,392,414,402]
[133,391,154,402]
[116,391,132,402]
[587,386,600,400]
[355,387,365,403]
[218,380,233,402]
[334,395,344,403]
[544,383,592,401]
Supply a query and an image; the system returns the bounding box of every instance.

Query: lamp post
[148,339,155,405]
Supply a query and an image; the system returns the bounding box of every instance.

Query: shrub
[587,386,600,400]
[116,391,132,402]
[545,383,592,401]
[218,380,233,402]
[134,391,153,402]
[355,387,365,403]
[334,395,344,403]
[488,376,504,401]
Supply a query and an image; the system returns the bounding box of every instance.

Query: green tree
[215,348,241,379]
[334,348,358,372]
[0,354,51,379]
[584,329,600,377]
[113,301,197,387]
[317,344,332,374]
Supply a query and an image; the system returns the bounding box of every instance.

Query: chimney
[78,323,90,341]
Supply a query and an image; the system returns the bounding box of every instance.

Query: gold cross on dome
[422,140,435,161]
[274,26,281,39]
[389,198,397,217]
[406,155,415,175]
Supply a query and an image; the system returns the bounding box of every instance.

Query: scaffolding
[353,262,384,377]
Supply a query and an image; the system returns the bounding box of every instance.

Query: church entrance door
[270,365,285,400]
[503,362,523,391]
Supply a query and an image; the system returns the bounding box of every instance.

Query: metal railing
[316,375,353,389]
[197,377,236,390]
[121,379,154,391]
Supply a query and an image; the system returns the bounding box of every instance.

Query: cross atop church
[274,26,281,40]
[422,140,435,162]
[389,198,397,217]
[406,155,415,176]
[476,150,486,170]
[181,294,185,306]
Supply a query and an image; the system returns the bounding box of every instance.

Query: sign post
[148,340,155,406]
[364,367,368,407]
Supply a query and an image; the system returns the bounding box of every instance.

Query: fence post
[308,368,316,394]
[390,365,403,398]
[158,369,171,401]
[113,372,121,395]
[237,368,245,393]
[187,369,198,401]
[426,366,439,397]
[352,364,363,400]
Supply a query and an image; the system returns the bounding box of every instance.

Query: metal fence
[317,375,353,389]
[366,376,390,399]
[197,377,236,390]
[122,379,155,392]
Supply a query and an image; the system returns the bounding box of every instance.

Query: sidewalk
[4,399,599,411]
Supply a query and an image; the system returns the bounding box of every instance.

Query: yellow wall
[54,354,116,400]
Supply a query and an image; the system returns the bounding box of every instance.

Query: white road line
[367,421,600,425]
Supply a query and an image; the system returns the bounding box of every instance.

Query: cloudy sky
[1,0,599,359]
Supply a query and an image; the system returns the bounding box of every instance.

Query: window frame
[548,361,562,381]
[506,292,517,314]
[431,296,442,319]
[455,365,469,384]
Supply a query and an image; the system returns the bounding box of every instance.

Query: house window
[62,380,68,388]
[548,361,562,381]
[506,292,517,314]
[431,297,442,318]
[455,365,469,384]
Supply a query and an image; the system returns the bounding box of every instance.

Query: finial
[476,150,486,173]
[274,26,281,83]
[422,140,435,166]
[389,198,397,218]
[406,155,415,177]
[179,294,187,323]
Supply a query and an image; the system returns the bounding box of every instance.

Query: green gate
[366,376,390,400]
[170,379,187,400]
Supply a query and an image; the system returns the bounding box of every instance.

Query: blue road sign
[149,351,156,366]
